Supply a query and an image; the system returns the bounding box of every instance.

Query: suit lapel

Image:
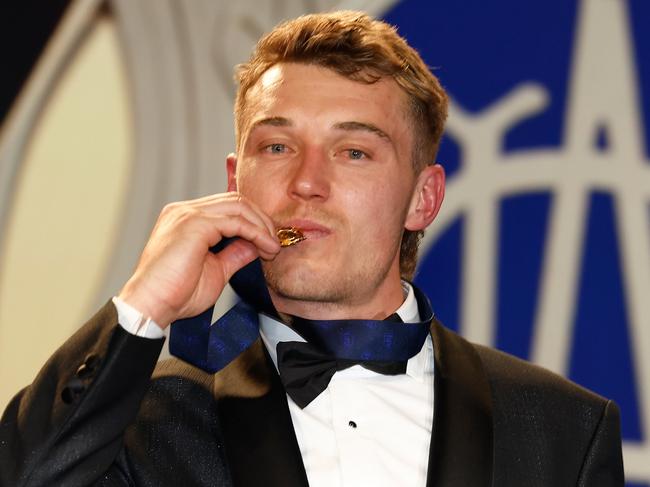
[214,318,494,487]
[427,318,494,487]
[215,339,310,487]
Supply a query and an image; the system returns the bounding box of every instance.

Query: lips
[278,219,332,240]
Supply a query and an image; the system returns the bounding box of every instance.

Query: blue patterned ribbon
[169,239,434,373]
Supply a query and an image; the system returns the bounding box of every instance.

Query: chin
[262,259,348,303]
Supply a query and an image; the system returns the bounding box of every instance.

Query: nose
[287,147,331,202]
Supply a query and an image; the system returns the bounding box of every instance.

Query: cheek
[237,165,271,201]
[372,178,409,216]
[237,161,290,204]
[347,182,408,238]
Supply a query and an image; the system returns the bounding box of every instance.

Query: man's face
[228,63,434,316]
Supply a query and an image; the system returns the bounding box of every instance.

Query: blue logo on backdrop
[382,0,650,484]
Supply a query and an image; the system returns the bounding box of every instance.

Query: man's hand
[118,192,281,328]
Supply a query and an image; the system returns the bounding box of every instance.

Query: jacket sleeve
[576,400,625,486]
[0,301,165,487]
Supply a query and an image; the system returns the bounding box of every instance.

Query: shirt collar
[259,281,431,381]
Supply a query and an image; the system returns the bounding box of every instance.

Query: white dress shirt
[114,282,435,486]
[259,282,435,487]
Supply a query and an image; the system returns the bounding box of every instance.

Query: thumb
[216,239,259,281]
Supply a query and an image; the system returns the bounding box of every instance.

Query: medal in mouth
[277,227,307,247]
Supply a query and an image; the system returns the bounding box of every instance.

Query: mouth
[277,219,332,245]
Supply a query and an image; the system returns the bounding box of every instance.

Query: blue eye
[265,143,286,154]
[347,149,367,160]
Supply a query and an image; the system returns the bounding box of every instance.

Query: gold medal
[277,227,306,247]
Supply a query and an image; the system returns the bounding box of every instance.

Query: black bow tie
[276,313,407,409]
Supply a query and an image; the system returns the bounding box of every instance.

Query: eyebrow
[248,117,391,142]
[332,121,391,142]
[248,117,292,133]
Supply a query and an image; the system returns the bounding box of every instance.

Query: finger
[192,193,278,239]
[209,215,281,258]
[217,193,278,238]
[162,194,279,249]
[211,239,259,282]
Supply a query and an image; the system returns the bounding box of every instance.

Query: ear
[226,153,238,191]
[404,164,445,231]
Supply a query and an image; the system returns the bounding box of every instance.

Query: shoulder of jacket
[472,341,609,407]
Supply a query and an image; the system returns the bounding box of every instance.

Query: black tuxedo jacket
[1,302,624,486]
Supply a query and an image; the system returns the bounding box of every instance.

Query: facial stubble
[261,223,405,314]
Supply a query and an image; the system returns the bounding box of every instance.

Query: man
[0,11,623,487]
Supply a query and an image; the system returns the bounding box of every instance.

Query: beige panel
[0,17,131,409]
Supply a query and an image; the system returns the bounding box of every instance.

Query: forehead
[242,63,412,140]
